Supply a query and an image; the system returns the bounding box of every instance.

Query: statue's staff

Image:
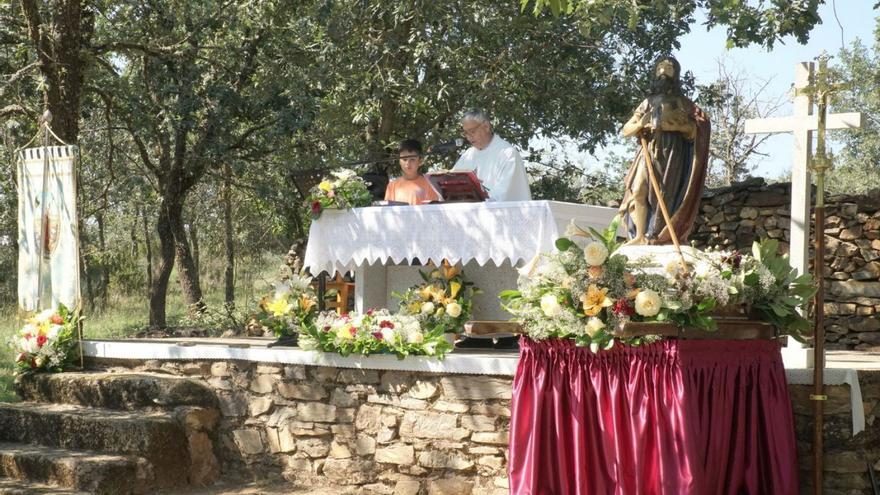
[637,131,688,271]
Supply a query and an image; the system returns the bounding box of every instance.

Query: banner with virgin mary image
[17,145,81,312]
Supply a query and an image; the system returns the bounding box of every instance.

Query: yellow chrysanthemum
[581,284,613,317]
[318,180,333,192]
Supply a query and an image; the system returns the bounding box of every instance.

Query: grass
[0,254,279,402]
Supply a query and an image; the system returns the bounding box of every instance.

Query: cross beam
[744,61,864,368]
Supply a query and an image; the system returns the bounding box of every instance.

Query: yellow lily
[266,297,293,317]
[449,281,462,299]
[581,284,613,317]
[441,264,460,280]
[299,295,317,313]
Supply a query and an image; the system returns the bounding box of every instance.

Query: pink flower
[50,315,64,325]
[372,332,383,341]
[36,335,47,348]
[379,320,394,329]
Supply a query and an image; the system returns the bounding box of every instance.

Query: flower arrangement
[255,273,319,338]
[394,264,479,333]
[298,309,453,359]
[9,305,80,374]
[306,169,373,219]
[502,217,816,352]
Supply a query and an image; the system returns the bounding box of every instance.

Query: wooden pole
[638,135,688,270]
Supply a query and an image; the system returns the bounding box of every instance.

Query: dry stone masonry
[693,177,880,350]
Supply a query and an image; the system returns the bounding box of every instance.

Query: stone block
[471,432,508,445]
[857,332,880,345]
[329,441,352,459]
[312,367,339,383]
[440,377,512,401]
[830,281,880,298]
[249,397,274,417]
[218,392,248,417]
[418,450,474,470]
[469,404,512,418]
[277,426,297,452]
[355,435,377,456]
[210,362,231,377]
[433,401,469,413]
[284,365,307,380]
[232,429,264,455]
[297,438,330,458]
[286,457,312,473]
[322,458,377,485]
[427,477,474,495]
[188,431,220,485]
[399,411,469,440]
[739,207,758,219]
[477,455,505,470]
[207,378,232,391]
[298,402,337,423]
[462,415,496,432]
[278,383,327,401]
[356,404,383,434]
[395,480,422,495]
[381,372,412,394]
[331,389,359,407]
[377,426,398,444]
[376,444,415,465]
[409,380,438,400]
[257,364,283,374]
[840,226,862,240]
[338,368,380,384]
[250,374,276,394]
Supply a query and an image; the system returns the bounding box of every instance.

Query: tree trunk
[149,199,177,328]
[223,163,235,307]
[189,221,200,276]
[96,212,109,308]
[172,205,205,314]
[140,204,153,293]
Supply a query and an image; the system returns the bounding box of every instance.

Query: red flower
[36,335,47,348]
[372,332,383,341]
[50,315,64,325]
[612,298,635,317]
[379,320,395,329]
[349,326,357,336]
[311,201,322,215]
[366,309,374,316]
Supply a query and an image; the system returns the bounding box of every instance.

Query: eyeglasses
[462,123,485,137]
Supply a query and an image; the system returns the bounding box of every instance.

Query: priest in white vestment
[453,108,532,202]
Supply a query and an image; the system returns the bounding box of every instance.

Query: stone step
[0,442,136,494]
[0,402,188,490]
[15,371,217,411]
[0,477,89,494]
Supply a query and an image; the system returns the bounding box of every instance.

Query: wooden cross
[744,61,864,368]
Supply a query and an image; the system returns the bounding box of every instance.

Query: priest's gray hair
[461,108,493,130]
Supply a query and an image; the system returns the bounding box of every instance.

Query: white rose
[583,241,609,267]
[420,302,435,315]
[34,357,44,368]
[19,337,36,354]
[406,331,424,344]
[634,290,662,317]
[694,261,712,278]
[47,325,62,339]
[585,317,605,337]
[445,302,462,318]
[21,323,38,337]
[540,294,562,317]
[382,327,398,344]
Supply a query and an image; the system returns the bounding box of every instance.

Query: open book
[424,171,489,202]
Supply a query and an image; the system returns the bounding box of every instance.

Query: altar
[303,200,619,320]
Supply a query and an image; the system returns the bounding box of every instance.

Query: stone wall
[111,359,511,495]
[90,358,880,494]
[692,177,880,350]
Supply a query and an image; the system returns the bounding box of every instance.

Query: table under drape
[509,338,798,495]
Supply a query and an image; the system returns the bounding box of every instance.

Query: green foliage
[749,239,816,338]
[522,0,830,49]
[827,30,880,194]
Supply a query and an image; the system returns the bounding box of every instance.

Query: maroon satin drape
[509,338,798,495]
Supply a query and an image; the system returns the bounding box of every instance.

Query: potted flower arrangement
[394,264,479,334]
[305,169,373,219]
[10,305,81,374]
[255,273,319,341]
[298,309,453,359]
[502,218,815,352]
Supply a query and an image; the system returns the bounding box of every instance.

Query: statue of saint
[619,56,711,245]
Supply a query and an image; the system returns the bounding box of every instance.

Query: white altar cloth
[303,200,618,274]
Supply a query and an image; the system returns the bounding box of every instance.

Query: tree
[826,30,880,194]
[522,0,832,50]
[91,1,314,327]
[695,58,783,187]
